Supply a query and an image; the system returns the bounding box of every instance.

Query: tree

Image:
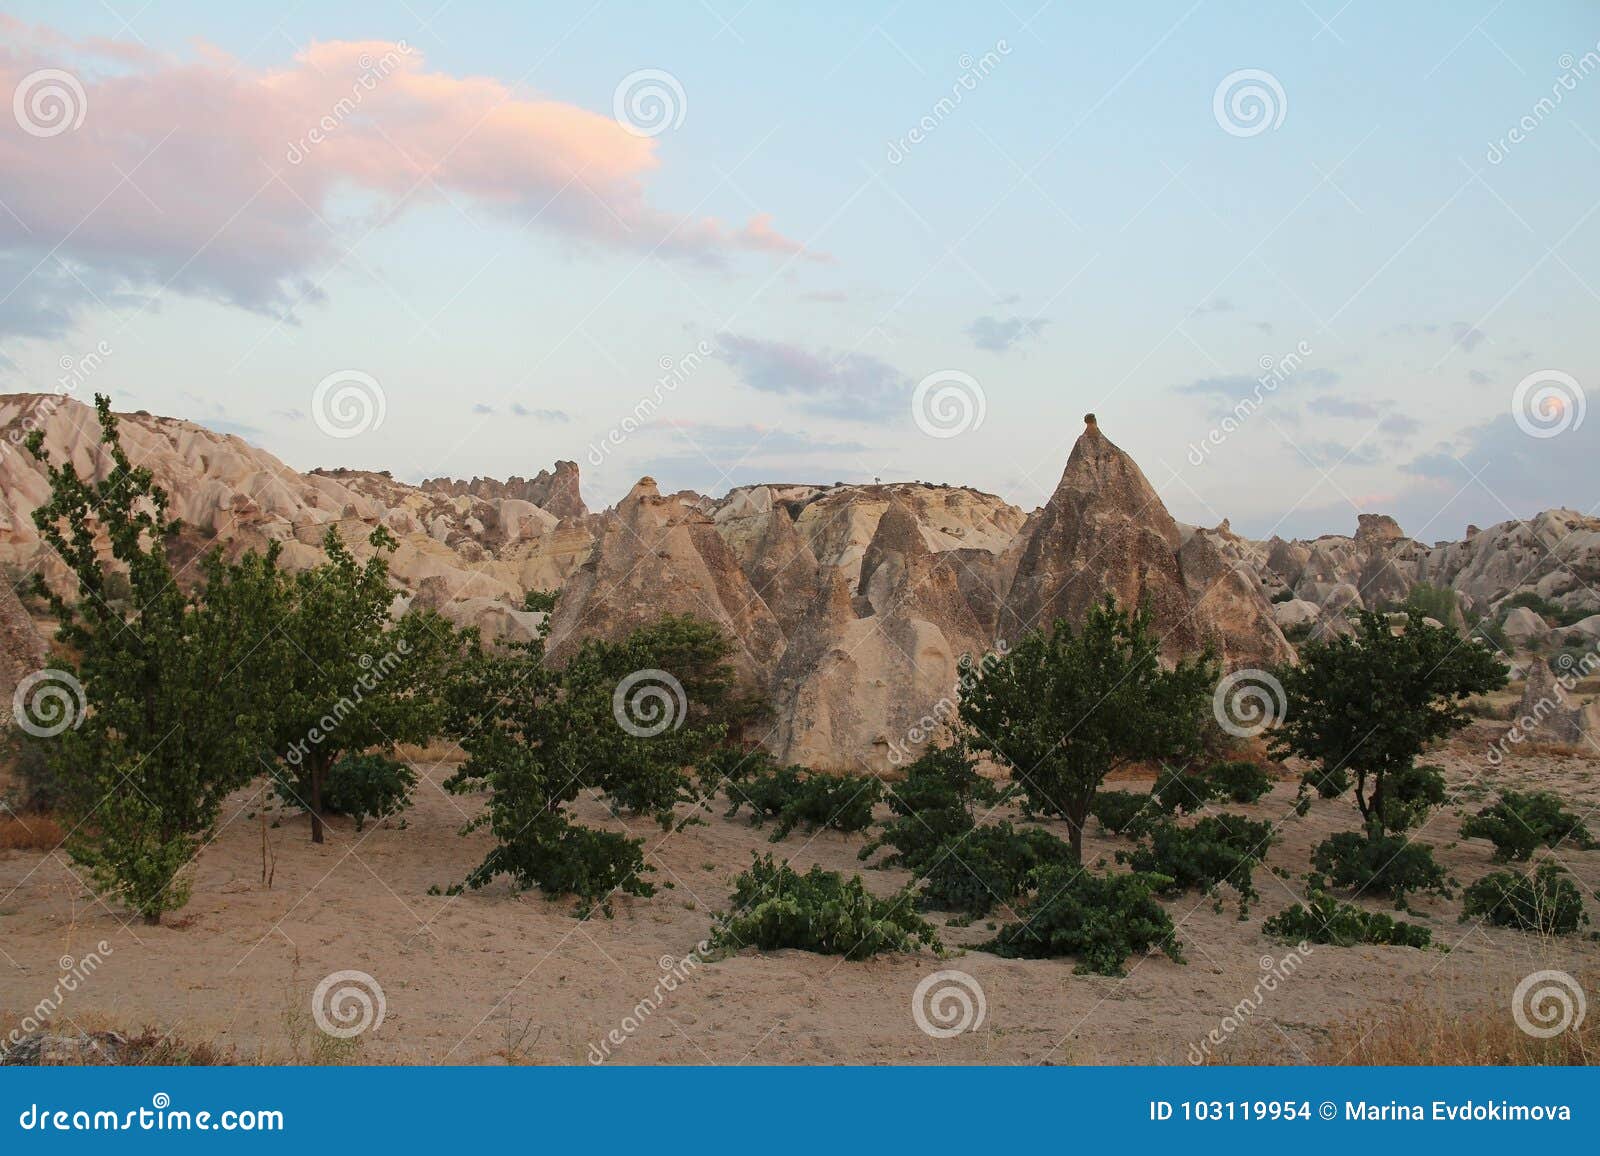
[1271,607,1505,835]
[266,526,453,843]
[25,395,282,923]
[444,614,735,913]
[958,596,1217,862]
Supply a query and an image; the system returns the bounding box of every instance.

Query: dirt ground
[2,722,1597,1065]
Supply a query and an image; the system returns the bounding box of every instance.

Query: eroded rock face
[0,576,49,709]
[1513,657,1600,744]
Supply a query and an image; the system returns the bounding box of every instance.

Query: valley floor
[2,724,1597,1065]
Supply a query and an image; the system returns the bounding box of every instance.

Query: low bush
[1151,761,1273,813]
[709,853,941,959]
[859,746,999,870]
[725,765,882,841]
[1460,863,1590,935]
[982,864,1184,975]
[918,822,1075,916]
[1311,830,1452,908]
[1119,813,1276,916]
[1090,789,1161,836]
[275,753,415,832]
[1263,887,1432,948]
[1460,790,1598,862]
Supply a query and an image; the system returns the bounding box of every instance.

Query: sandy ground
[2,723,1598,1065]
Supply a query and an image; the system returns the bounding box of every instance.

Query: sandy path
[2,726,1597,1065]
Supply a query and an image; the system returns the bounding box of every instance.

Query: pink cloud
[0,26,811,336]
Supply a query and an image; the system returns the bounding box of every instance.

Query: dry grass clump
[0,811,62,852]
[1313,998,1596,1065]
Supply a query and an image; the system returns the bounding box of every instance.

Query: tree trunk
[1066,812,1085,864]
[143,910,161,926]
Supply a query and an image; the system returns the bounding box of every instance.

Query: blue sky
[2,1,1596,539]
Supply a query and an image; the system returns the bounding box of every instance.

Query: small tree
[959,596,1217,862]
[25,395,282,923]
[267,526,452,843]
[1271,608,1505,835]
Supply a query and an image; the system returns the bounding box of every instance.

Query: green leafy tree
[24,395,282,923]
[444,615,735,913]
[1271,608,1504,834]
[959,596,1217,862]
[267,526,453,843]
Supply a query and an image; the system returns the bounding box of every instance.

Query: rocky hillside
[2,393,1595,768]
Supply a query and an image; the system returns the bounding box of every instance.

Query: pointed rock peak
[1355,513,1405,547]
[1083,412,1100,434]
[868,497,931,559]
[626,476,661,502]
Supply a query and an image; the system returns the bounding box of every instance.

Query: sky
[1,0,1596,541]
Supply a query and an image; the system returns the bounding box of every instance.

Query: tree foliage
[1272,608,1504,834]
[1460,863,1589,935]
[1460,790,1597,862]
[24,395,283,922]
[959,596,1217,861]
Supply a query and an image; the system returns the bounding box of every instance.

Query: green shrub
[0,730,61,813]
[275,753,415,832]
[1263,888,1432,948]
[725,766,882,841]
[1090,789,1161,836]
[1311,830,1452,908]
[1152,761,1274,813]
[1375,764,1447,832]
[859,746,999,870]
[1118,813,1276,915]
[1460,790,1598,862]
[1402,582,1458,626]
[709,854,941,959]
[1269,588,1296,604]
[982,864,1184,976]
[1460,863,1590,935]
[918,823,1075,916]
